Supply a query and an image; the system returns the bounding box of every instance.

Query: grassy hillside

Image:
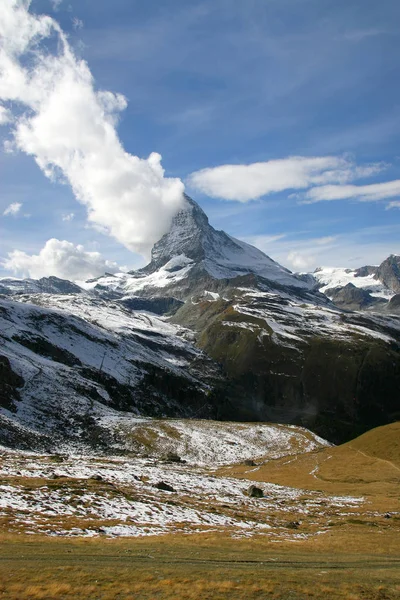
[218,422,400,511]
[345,421,400,467]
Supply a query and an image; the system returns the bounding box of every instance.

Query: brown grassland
[0,531,399,600]
[0,422,398,599]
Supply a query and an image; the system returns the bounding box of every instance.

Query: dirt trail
[348,446,400,474]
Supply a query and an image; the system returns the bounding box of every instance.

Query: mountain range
[1,195,399,452]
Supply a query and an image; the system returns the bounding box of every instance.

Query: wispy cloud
[62,212,75,221]
[188,156,385,202]
[72,17,83,31]
[50,0,63,11]
[338,28,389,42]
[3,202,22,216]
[303,180,400,204]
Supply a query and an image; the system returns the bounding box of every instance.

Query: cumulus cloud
[187,156,385,202]
[0,0,184,256]
[62,212,75,221]
[303,180,400,204]
[3,202,22,216]
[2,238,120,280]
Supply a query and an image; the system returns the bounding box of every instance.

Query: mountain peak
[140,195,307,289]
[149,195,210,269]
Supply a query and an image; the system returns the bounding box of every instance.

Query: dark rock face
[354,265,378,278]
[387,294,400,311]
[0,285,11,295]
[13,333,82,367]
[374,255,400,293]
[120,296,184,316]
[0,355,24,412]
[205,328,400,444]
[326,283,385,311]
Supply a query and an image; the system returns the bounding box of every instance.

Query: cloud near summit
[0,0,184,257]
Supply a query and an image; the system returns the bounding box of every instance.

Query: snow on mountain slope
[0,294,223,451]
[203,232,304,284]
[0,276,84,296]
[220,288,400,347]
[312,266,393,299]
[110,418,330,466]
[79,257,195,296]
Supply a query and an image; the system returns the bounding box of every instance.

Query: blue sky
[1,0,400,278]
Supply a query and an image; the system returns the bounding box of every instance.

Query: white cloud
[62,212,75,221]
[3,201,22,216]
[303,180,400,204]
[0,0,184,257]
[286,251,316,270]
[187,156,385,202]
[0,105,11,124]
[2,238,120,280]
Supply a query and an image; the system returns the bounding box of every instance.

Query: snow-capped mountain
[306,255,400,312]
[79,195,310,300]
[1,196,400,450]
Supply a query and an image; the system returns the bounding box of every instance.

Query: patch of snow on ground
[0,450,364,540]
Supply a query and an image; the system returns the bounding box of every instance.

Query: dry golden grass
[345,421,400,466]
[0,533,398,599]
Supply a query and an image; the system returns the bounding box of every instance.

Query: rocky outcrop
[354,265,378,278]
[326,283,385,311]
[374,255,400,293]
[387,294,400,312]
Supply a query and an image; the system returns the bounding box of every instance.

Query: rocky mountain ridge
[307,255,400,312]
